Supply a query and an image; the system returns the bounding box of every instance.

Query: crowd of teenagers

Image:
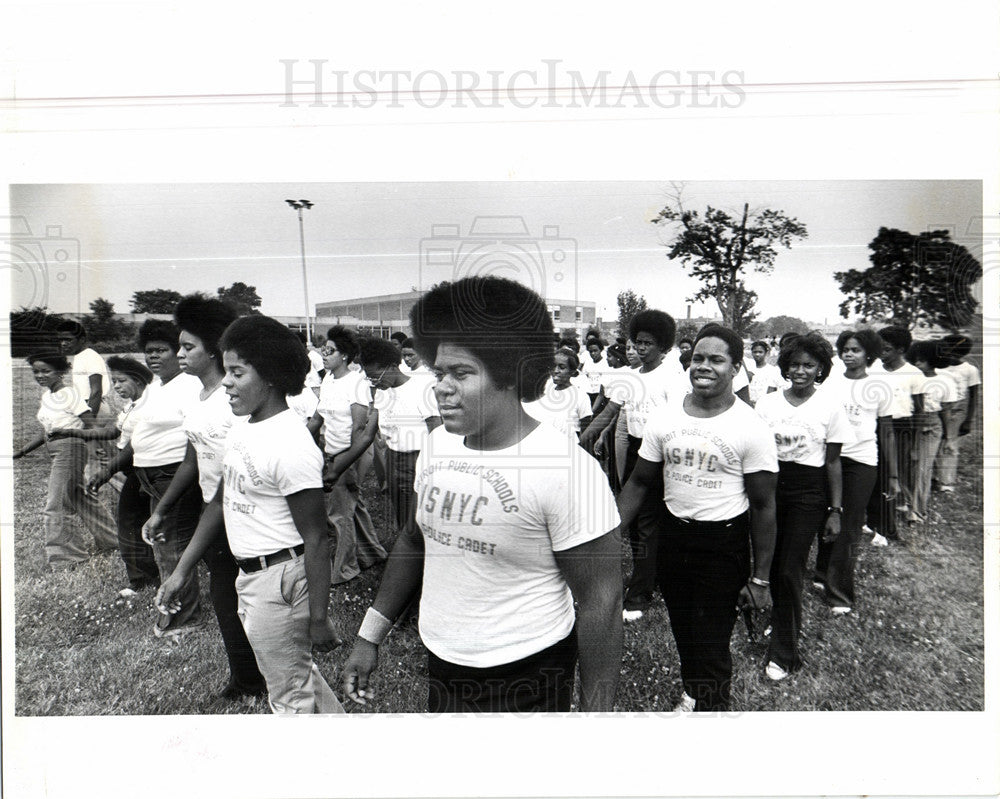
[13,278,980,713]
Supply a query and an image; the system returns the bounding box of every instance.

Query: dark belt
[235,544,305,574]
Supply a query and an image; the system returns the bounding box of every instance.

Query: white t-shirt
[286,388,319,424]
[130,373,203,467]
[305,349,324,390]
[37,386,88,434]
[608,360,685,438]
[522,379,594,435]
[70,347,112,406]
[316,371,370,455]
[867,361,925,418]
[639,397,778,521]
[221,409,324,559]
[579,356,612,395]
[749,363,784,405]
[942,361,981,403]
[754,389,854,468]
[182,383,238,502]
[820,373,893,466]
[115,399,140,450]
[374,374,439,452]
[921,370,959,413]
[415,423,620,668]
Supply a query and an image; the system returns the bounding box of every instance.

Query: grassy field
[9,360,986,714]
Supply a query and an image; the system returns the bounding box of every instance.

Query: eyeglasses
[320,347,338,357]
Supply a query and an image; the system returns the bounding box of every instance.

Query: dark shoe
[218,679,267,700]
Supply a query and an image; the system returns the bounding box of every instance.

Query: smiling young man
[617,324,778,712]
[342,276,622,713]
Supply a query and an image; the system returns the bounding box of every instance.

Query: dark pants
[136,464,203,630]
[866,418,912,539]
[116,466,159,590]
[768,462,827,673]
[386,448,419,531]
[815,458,876,609]
[657,510,750,712]
[426,628,578,713]
[623,435,667,611]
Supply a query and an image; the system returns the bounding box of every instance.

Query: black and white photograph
[2,3,998,798]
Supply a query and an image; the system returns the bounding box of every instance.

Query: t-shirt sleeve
[825,400,855,446]
[732,366,750,391]
[576,390,594,420]
[543,445,621,552]
[966,363,982,388]
[910,371,927,396]
[416,376,439,418]
[740,413,779,473]
[76,349,107,379]
[271,426,324,495]
[637,415,665,462]
[63,388,90,417]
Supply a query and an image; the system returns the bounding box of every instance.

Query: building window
[575,306,582,322]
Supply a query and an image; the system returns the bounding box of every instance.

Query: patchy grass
[9,361,985,714]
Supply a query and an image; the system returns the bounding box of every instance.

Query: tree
[751,315,810,339]
[835,227,982,331]
[131,288,182,313]
[651,189,808,335]
[82,297,135,344]
[616,290,648,339]
[217,282,262,315]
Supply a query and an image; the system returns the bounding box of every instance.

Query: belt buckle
[257,555,268,571]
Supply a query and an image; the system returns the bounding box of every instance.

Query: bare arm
[737,470,778,611]
[580,399,622,452]
[822,442,843,542]
[616,456,660,531]
[554,530,622,712]
[960,384,979,435]
[86,373,104,417]
[286,487,341,650]
[143,443,200,542]
[325,404,378,487]
[155,484,226,612]
[342,520,425,703]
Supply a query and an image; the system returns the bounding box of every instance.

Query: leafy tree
[82,298,135,345]
[9,305,60,332]
[616,289,648,339]
[651,190,808,335]
[835,227,982,331]
[217,282,262,315]
[131,288,182,314]
[752,315,810,339]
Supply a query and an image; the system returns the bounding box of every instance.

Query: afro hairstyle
[358,335,402,368]
[409,276,554,402]
[173,293,238,362]
[219,315,309,397]
[777,331,835,382]
[325,325,360,364]
[628,310,677,352]
[137,319,180,352]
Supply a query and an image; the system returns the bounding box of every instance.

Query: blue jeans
[42,437,118,568]
[116,467,159,589]
[135,463,203,630]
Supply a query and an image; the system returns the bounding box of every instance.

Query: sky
[9,180,983,327]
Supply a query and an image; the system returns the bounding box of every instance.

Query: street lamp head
[300,200,313,209]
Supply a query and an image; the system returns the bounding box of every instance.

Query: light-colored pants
[235,556,344,714]
[933,398,967,488]
[912,416,944,520]
[43,437,118,568]
[326,448,386,584]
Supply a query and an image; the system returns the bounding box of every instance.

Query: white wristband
[357,607,393,646]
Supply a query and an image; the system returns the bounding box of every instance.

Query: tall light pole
[286,199,314,341]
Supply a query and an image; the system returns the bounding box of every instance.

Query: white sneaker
[622,609,644,622]
[811,579,825,591]
[861,524,874,535]
[673,692,696,712]
[831,606,852,616]
[765,661,789,681]
[871,533,889,547]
